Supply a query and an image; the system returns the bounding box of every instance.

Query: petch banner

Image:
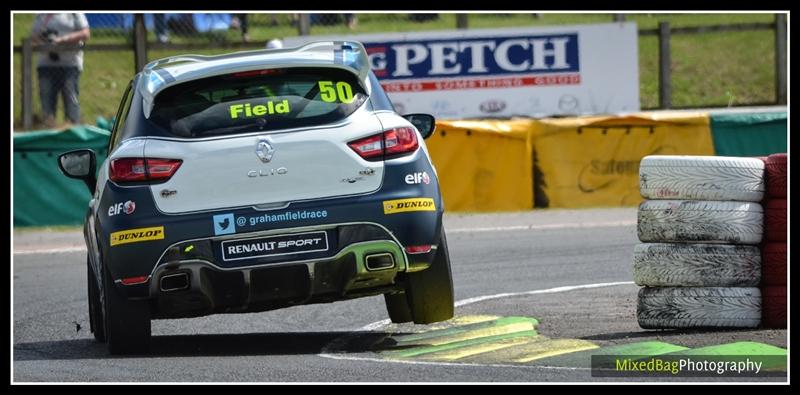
[285,23,640,119]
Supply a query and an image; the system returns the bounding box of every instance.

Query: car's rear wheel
[87,256,106,342]
[404,230,455,324]
[102,263,152,355]
[384,292,413,323]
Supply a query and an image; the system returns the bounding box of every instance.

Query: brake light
[384,127,418,157]
[231,69,285,78]
[110,158,182,183]
[406,245,433,254]
[347,134,384,159]
[120,276,149,285]
[146,159,183,181]
[110,158,146,182]
[348,127,419,160]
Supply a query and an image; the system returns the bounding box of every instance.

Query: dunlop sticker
[110,226,165,246]
[383,198,436,215]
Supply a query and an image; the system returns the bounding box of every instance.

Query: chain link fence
[13,12,786,131]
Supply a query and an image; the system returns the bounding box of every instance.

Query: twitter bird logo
[213,213,236,235]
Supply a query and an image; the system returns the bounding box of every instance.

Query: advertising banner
[426,120,534,212]
[285,23,639,119]
[533,112,715,208]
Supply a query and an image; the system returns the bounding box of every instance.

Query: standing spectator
[31,13,90,127]
[232,13,250,43]
[344,13,357,30]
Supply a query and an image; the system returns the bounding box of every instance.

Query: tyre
[102,263,152,355]
[384,292,413,323]
[761,242,787,286]
[639,155,765,202]
[765,153,787,198]
[638,200,763,244]
[404,231,455,324]
[765,199,787,242]
[637,287,761,329]
[87,256,106,342]
[633,243,760,287]
[761,286,786,329]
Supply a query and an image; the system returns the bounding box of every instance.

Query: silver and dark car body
[58,41,454,355]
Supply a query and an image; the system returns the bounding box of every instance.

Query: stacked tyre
[635,156,765,329]
[760,153,787,329]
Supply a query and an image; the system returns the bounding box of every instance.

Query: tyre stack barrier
[760,153,787,329]
[635,155,765,329]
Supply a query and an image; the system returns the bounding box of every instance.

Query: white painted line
[320,281,636,368]
[359,283,633,335]
[448,220,636,234]
[358,281,635,332]
[361,319,392,332]
[13,246,87,255]
[454,281,636,308]
[317,352,589,371]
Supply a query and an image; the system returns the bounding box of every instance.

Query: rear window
[149,67,368,137]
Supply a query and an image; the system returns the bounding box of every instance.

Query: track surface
[12,208,787,382]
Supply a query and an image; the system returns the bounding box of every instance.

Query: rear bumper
[117,222,438,317]
[142,237,410,318]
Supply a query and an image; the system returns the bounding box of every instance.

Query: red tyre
[765,199,787,242]
[761,286,787,329]
[761,242,787,286]
[765,153,787,198]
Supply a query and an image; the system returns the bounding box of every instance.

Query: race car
[57,41,454,355]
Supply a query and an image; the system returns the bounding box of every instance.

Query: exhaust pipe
[365,253,395,271]
[160,272,189,292]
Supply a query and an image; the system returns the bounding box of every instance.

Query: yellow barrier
[427,112,715,212]
[534,112,715,208]
[427,120,534,212]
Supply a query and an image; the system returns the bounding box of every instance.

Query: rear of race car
[93,42,453,335]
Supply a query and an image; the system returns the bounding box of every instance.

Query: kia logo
[480,100,507,113]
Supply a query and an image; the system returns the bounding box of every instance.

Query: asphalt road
[12,208,787,383]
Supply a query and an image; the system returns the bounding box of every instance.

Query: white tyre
[638,287,761,329]
[639,155,765,202]
[633,243,760,287]
[638,200,763,244]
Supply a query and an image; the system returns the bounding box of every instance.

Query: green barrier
[13,125,110,226]
[710,112,787,156]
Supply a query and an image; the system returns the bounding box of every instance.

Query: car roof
[138,40,371,118]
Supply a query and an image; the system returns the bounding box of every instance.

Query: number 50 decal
[319,81,354,104]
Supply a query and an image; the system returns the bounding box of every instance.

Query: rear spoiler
[140,41,371,118]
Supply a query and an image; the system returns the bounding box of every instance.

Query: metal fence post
[775,13,787,105]
[298,14,310,36]
[133,14,148,73]
[658,22,672,109]
[456,14,469,29]
[22,38,33,129]
[613,14,626,22]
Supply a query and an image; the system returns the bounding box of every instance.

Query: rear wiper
[293,84,321,114]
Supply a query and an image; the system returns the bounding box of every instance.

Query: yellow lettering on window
[319,81,336,102]
[318,81,355,103]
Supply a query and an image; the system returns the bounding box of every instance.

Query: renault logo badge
[256,137,275,163]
